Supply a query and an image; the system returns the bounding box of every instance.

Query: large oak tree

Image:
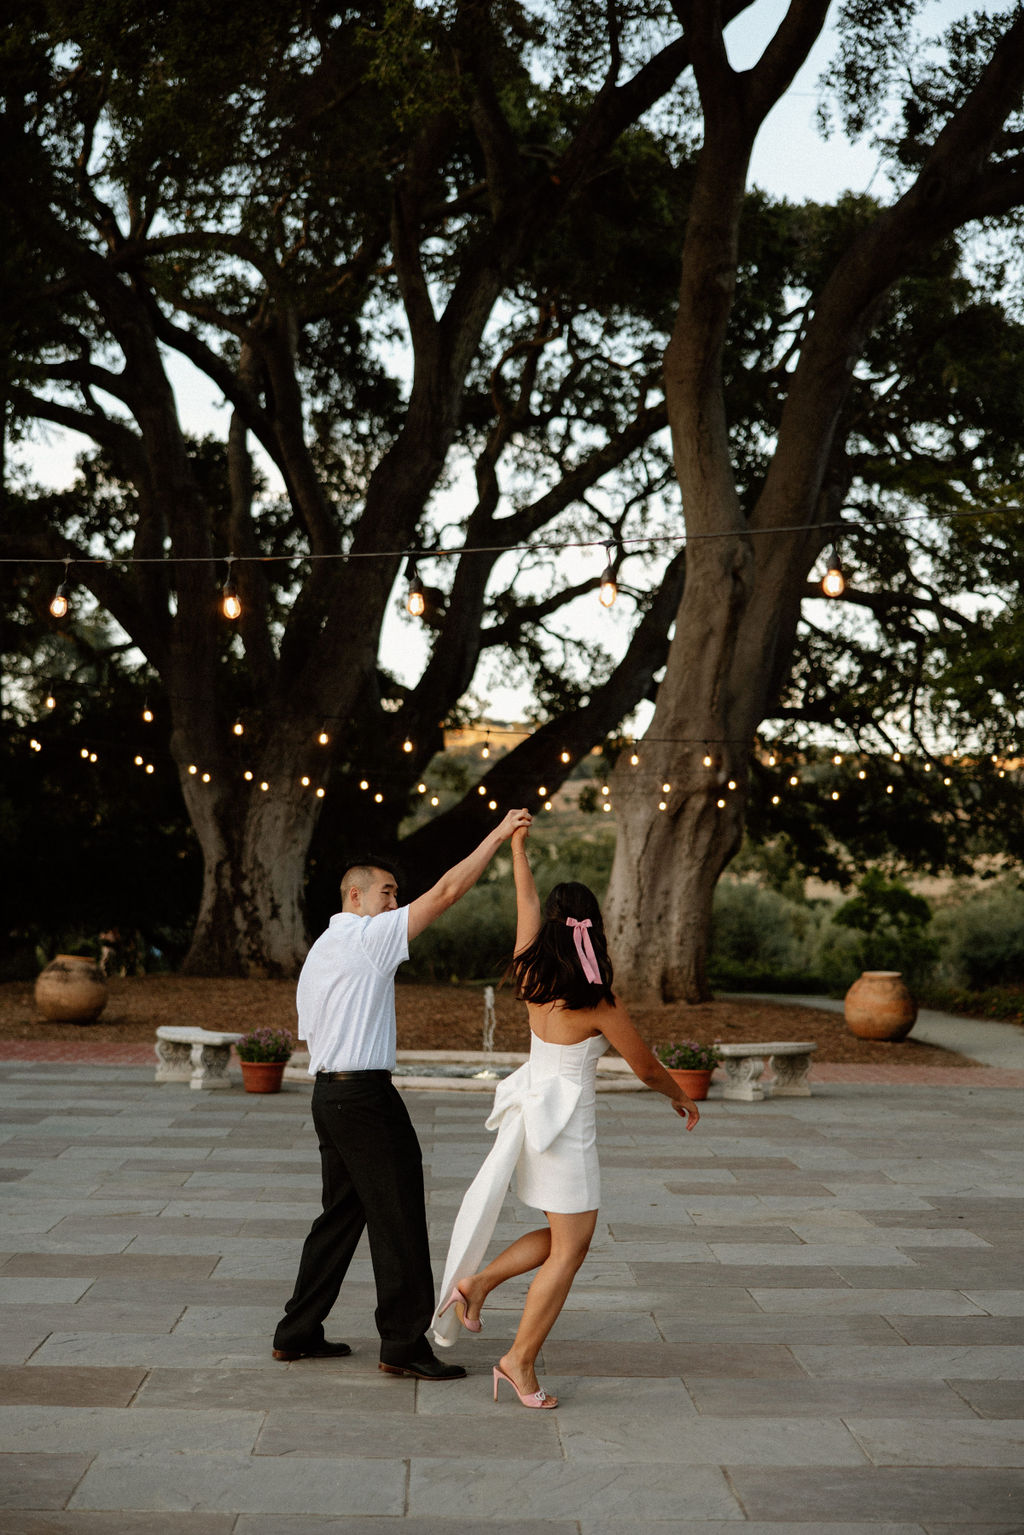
[604,0,1024,1000]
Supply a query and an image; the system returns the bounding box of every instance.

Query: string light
[560,751,571,764]
[405,558,426,618]
[45,693,56,710]
[301,775,310,786]
[318,729,329,745]
[544,800,553,811]
[538,785,547,796]
[630,752,639,766]
[202,772,211,783]
[658,800,667,811]
[134,755,143,766]
[142,703,154,723]
[430,795,439,806]
[233,720,244,736]
[417,782,427,793]
[703,751,713,768]
[477,784,487,796]
[374,792,383,803]
[359,779,369,790]
[598,542,618,608]
[402,738,413,753]
[145,763,154,774]
[260,780,268,791]
[221,556,241,620]
[30,738,41,751]
[488,799,497,810]
[49,557,71,618]
[188,764,198,775]
[821,546,845,599]
[481,736,490,759]
[244,770,253,781]
[662,782,671,792]
[316,787,325,798]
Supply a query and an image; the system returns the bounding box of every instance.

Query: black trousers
[273,1074,436,1364]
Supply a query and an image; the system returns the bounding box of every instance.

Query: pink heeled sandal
[492,1363,558,1409]
[437,1283,482,1334]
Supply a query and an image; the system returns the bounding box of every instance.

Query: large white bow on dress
[430,1061,582,1347]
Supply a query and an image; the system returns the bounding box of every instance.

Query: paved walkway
[2,998,1024,1530]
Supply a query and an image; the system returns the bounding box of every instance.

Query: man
[272,807,532,1380]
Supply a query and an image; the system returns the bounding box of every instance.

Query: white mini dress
[431,1029,609,1348]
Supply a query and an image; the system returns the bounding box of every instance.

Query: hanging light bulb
[221,556,241,620]
[481,736,490,759]
[630,752,639,766]
[405,557,426,618]
[233,720,244,736]
[598,542,618,608]
[821,545,845,599]
[45,693,56,710]
[703,751,713,768]
[316,787,325,798]
[142,702,154,723]
[49,557,72,619]
[560,750,571,765]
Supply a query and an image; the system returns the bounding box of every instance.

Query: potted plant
[234,1026,296,1093]
[655,1040,721,1101]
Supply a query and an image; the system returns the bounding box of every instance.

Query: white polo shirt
[297,906,410,1074]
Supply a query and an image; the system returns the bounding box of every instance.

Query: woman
[431,824,700,1408]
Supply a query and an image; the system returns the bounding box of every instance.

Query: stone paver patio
[0,1055,1022,1532]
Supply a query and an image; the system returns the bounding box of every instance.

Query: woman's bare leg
[498,1208,597,1403]
[456,1228,552,1325]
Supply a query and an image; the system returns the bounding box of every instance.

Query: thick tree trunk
[178,741,322,977]
[605,534,807,1002]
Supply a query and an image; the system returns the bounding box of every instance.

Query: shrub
[710,880,819,975]
[930,880,1024,989]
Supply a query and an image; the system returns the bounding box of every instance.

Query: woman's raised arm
[512,826,542,954]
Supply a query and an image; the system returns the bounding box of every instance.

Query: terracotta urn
[844,970,917,1041]
[35,954,108,1023]
[666,1067,713,1102]
[240,1060,286,1094]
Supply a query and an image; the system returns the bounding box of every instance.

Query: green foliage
[710,879,823,976]
[827,869,938,987]
[930,878,1024,989]
[918,980,1024,1026]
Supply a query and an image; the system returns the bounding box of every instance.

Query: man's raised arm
[407,809,532,941]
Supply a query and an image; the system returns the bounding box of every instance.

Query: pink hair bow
[565,918,601,985]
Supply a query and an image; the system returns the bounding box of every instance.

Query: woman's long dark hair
[510,881,615,1011]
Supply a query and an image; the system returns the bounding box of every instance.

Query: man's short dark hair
[340,855,402,896]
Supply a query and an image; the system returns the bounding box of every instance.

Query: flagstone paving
[0,1054,1021,1531]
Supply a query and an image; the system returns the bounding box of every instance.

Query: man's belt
[315,1069,392,1081]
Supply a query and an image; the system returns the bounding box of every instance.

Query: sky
[13,0,989,724]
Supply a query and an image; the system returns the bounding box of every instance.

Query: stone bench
[155,1026,243,1090]
[716,1041,818,1101]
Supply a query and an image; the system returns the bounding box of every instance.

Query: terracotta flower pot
[35,955,107,1023]
[239,1060,287,1093]
[667,1067,713,1101]
[844,970,917,1041]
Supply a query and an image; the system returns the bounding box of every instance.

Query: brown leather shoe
[272,1340,352,1361]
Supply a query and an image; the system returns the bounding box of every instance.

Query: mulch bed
[0,975,978,1067]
